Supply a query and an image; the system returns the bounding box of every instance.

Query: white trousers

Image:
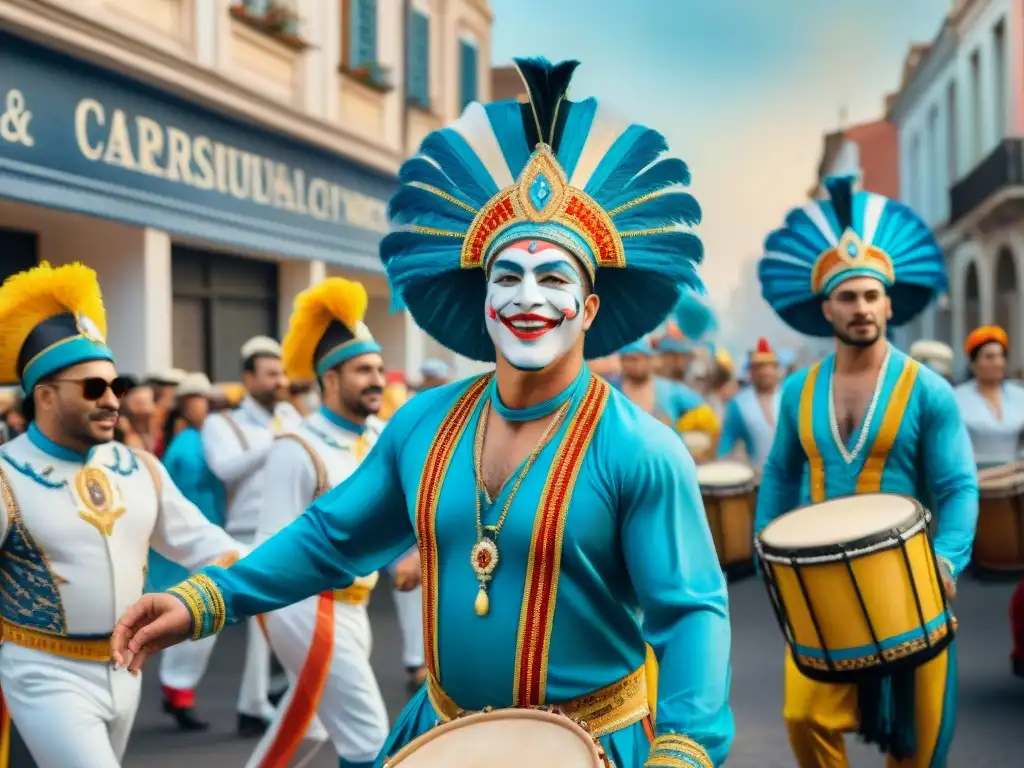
[0,643,142,768]
[159,634,217,691]
[392,586,424,669]
[247,596,389,766]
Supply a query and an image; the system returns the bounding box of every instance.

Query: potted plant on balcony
[265,0,300,36]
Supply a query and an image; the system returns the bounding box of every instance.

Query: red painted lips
[499,312,560,340]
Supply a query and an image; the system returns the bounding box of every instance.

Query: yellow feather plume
[0,262,107,384]
[282,278,369,382]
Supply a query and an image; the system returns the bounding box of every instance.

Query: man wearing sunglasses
[0,262,244,768]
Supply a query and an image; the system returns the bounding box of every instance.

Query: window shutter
[407,11,430,106]
[350,0,378,69]
[459,40,478,110]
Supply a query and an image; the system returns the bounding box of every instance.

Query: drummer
[615,337,719,440]
[954,326,1024,469]
[756,175,978,767]
[705,349,739,422]
[717,337,781,472]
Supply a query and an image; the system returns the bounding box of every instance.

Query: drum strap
[856,361,919,493]
[798,360,920,500]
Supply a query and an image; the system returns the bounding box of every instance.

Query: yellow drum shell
[698,461,756,567]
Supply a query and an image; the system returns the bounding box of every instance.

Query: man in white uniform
[198,335,288,735]
[246,278,395,768]
[0,262,241,767]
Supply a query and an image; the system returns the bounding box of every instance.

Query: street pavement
[8,574,1023,767]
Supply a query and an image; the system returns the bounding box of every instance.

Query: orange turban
[964,325,1009,357]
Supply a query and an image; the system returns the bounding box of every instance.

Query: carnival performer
[705,349,738,421]
[954,326,1024,469]
[245,278,393,768]
[150,373,227,732]
[0,263,241,767]
[909,339,955,382]
[717,337,781,472]
[112,57,734,768]
[200,335,288,735]
[615,338,719,438]
[652,291,715,385]
[755,176,978,767]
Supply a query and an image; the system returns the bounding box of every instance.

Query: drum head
[697,461,755,488]
[682,431,712,453]
[384,708,603,767]
[759,493,922,552]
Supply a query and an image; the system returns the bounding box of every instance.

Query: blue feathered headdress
[380,57,705,361]
[758,176,947,337]
[654,287,717,354]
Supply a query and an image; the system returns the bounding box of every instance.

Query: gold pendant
[74,467,125,537]
[469,537,499,616]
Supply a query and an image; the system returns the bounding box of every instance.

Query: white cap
[147,368,187,385]
[241,336,282,360]
[420,358,450,380]
[909,340,954,363]
[176,372,213,398]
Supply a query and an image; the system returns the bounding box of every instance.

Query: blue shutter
[349,0,378,69]
[459,40,478,110]
[406,11,430,107]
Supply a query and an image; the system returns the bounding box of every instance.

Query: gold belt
[1,622,111,662]
[332,584,372,605]
[426,665,649,739]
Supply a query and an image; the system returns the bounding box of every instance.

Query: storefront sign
[0,33,398,269]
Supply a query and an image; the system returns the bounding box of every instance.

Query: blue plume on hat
[381,57,706,361]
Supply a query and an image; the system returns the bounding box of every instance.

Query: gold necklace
[469,398,571,617]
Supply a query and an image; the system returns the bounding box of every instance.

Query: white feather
[568,103,629,190]
[804,204,839,246]
[450,102,515,189]
[861,194,887,245]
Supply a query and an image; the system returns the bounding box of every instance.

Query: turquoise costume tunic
[755,345,978,759]
[177,369,734,768]
[717,386,781,470]
[953,380,1024,469]
[609,376,710,433]
[146,427,227,591]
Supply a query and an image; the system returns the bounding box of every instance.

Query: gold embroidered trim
[407,182,479,214]
[646,733,713,768]
[410,225,464,238]
[619,226,681,237]
[797,618,957,673]
[606,189,673,217]
[168,573,227,641]
[0,622,110,662]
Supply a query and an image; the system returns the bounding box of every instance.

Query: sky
[490,0,950,352]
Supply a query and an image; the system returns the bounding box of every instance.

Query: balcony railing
[950,139,1024,224]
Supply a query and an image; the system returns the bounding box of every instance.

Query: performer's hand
[938,559,957,601]
[110,594,193,675]
[393,551,422,591]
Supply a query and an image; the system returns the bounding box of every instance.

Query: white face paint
[484,241,587,371]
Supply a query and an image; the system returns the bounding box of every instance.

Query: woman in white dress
[954,325,1024,469]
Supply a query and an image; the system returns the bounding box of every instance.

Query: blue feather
[824,175,857,231]
[588,128,669,204]
[398,157,470,202]
[602,158,691,210]
[612,191,701,229]
[512,57,579,147]
[420,130,499,205]
[387,186,475,228]
[624,231,704,267]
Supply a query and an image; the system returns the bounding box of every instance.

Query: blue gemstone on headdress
[847,241,858,257]
[529,174,552,211]
[528,241,538,253]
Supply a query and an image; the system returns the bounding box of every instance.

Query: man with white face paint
[112,58,734,768]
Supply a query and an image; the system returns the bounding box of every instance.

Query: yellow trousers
[783,646,957,768]
[644,643,658,720]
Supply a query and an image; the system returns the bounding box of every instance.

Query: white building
[0,0,493,382]
[890,0,1024,374]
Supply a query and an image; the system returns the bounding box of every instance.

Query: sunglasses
[48,376,134,401]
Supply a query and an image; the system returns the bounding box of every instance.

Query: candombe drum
[696,460,757,569]
[755,493,955,682]
[974,464,1024,572]
[381,708,613,767]
[681,430,714,464]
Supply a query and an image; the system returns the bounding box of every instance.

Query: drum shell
[974,475,1024,572]
[381,708,608,767]
[759,501,954,684]
[701,483,755,566]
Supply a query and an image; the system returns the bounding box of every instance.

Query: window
[994,20,1006,140]
[927,105,940,220]
[946,80,958,181]
[459,39,478,110]
[970,49,982,163]
[343,0,378,71]
[407,10,430,108]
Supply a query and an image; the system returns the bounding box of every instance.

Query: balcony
[949,139,1024,229]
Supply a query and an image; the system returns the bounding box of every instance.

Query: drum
[682,431,714,463]
[697,461,756,567]
[756,493,955,683]
[975,466,1024,572]
[381,708,612,767]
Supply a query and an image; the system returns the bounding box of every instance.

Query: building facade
[889,0,1024,374]
[0,0,493,381]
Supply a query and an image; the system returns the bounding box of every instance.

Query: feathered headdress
[282,278,382,381]
[654,287,717,353]
[0,262,113,391]
[758,175,947,337]
[618,337,655,356]
[381,57,705,361]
